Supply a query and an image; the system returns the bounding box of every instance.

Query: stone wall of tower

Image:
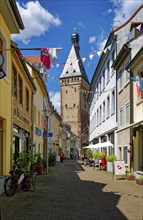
[60,77,90,148]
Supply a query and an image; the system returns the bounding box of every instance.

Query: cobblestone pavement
[0,160,143,220]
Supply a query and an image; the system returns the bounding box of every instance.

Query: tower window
[66,71,68,74]
[66,91,68,94]
[73,103,76,107]
[65,104,67,108]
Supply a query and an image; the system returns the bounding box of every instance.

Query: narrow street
[0,160,143,220]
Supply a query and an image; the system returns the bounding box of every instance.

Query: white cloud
[78,21,85,28]
[110,0,143,25]
[49,91,61,114]
[89,36,96,44]
[11,1,62,44]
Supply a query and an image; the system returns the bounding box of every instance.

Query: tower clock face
[0,53,4,66]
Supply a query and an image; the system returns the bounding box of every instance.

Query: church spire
[71,26,80,49]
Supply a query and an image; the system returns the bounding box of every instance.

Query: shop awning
[84,141,113,149]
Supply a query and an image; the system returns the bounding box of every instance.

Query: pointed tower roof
[60,28,89,83]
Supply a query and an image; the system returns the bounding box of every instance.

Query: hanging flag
[136,24,142,31]
[82,57,86,62]
[62,63,65,68]
[128,77,136,82]
[107,44,112,51]
[136,79,141,97]
[97,51,102,56]
[89,54,94,60]
[40,48,62,69]
[40,48,50,69]
[138,77,143,91]
[103,47,108,53]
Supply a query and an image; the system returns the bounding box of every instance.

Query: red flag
[136,80,141,97]
[40,48,50,69]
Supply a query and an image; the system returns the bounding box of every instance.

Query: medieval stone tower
[60,28,90,154]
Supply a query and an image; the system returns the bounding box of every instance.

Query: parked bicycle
[48,152,56,166]
[3,169,37,196]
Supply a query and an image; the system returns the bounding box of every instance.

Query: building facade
[60,28,90,156]
[11,46,36,168]
[89,33,117,156]
[0,0,24,175]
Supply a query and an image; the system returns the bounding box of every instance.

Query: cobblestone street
[0,160,143,220]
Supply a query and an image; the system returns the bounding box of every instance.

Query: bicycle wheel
[4,176,16,196]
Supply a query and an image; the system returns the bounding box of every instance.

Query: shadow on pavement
[1,160,128,220]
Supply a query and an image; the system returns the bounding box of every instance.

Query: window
[19,75,23,104]
[26,88,29,112]
[111,90,115,114]
[119,107,123,126]
[103,70,105,89]
[103,101,105,122]
[38,111,40,127]
[125,102,130,125]
[13,66,17,97]
[99,77,102,94]
[123,146,128,164]
[124,59,130,84]
[107,61,110,82]
[34,106,36,123]
[100,105,102,124]
[97,109,99,126]
[107,96,110,118]
[38,143,41,153]
[119,69,123,90]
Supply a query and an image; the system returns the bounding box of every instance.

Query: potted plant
[36,153,43,175]
[136,175,143,185]
[127,172,135,180]
[106,154,117,172]
[16,151,33,170]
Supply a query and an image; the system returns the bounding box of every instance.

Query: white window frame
[125,102,130,125]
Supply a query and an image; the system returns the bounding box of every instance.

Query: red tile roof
[25,56,41,66]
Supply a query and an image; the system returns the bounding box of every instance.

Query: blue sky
[12,0,143,113]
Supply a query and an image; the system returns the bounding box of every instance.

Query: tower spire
[71,26,79,48]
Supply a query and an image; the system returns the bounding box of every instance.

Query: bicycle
[48,152,56,166]
[3,169,37,196]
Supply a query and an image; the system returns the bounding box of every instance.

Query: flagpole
[0,47,62,51]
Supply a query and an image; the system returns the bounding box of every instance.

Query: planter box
[107,162,113,172]
[127,176,135,180]
[136,179,143,185]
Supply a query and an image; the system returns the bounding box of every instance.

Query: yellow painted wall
[0,16,12,175]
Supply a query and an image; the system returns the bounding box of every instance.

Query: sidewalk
[0,160,143,220]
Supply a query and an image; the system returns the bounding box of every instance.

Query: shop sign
[36,127,42,136]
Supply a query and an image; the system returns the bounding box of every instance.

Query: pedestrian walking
[60,151,64,163]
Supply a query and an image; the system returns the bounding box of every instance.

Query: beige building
[60,28,90,157]
[127,47,143,172]
[11,45,36,167]
[25,59,49,158]
[0,0,24,176]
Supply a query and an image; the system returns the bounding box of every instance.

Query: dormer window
[73,69,76,73]
[129,23,143,40]
[66,71,68,74]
